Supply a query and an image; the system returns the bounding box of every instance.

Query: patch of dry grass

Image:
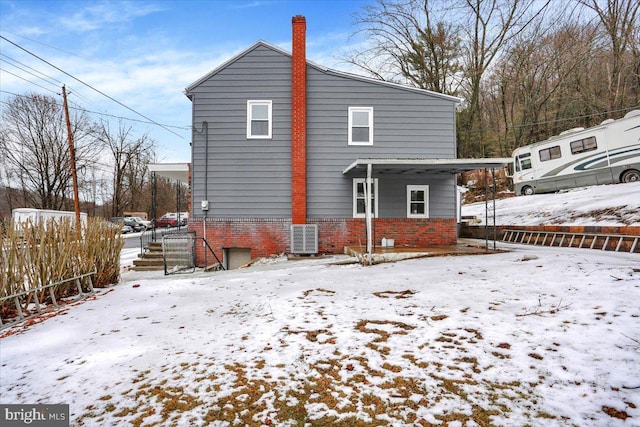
[76,332,563,426]
[73,288,582,426]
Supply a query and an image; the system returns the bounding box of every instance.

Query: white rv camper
[511,110,640,195]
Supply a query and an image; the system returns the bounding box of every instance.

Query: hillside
[462,182,640,226]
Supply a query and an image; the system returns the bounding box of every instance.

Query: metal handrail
[139,227,155,256]
[138,224,188,255]
[137,227,226,271]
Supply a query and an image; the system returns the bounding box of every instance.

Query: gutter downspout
[194,120,209,266]
[203,121,208,266]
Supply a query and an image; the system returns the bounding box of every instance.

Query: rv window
[539,146,561,162]
[570,136,597,154]
[515,152,532,170]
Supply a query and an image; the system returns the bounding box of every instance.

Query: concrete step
[133,259,164,267]
[140,252,164,259]
[130,265,164,272]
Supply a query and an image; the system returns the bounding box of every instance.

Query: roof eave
[184,40,461,104]
[312,66,462,104]
[343,158,512,176]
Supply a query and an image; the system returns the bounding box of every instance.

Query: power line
[0,68,58,94]
[0,91,191,130]
[0,30,91,61]
[1,54,100,108]
[494,106,638,133]
[65,86,95,106]
[0,35,185,139]
[1,35,164,122]
[0,53,64,86]
[79,108,191,130]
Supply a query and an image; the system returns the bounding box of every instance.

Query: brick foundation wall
[191,219,289,266]
[189,217,458,266]
[310,218,457,252]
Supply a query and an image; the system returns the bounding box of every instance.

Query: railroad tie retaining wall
[460,225,640,253]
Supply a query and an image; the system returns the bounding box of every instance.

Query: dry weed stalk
[0,217,123,318]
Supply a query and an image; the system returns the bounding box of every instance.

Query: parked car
[125,216,151,230]
[121,224,134,234]
[156,212,188,227]
[152,216,180,228]
[110,217,145,232]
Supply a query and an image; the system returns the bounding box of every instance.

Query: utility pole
[62,85,81,230]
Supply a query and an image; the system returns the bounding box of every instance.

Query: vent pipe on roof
[291,15,307,225]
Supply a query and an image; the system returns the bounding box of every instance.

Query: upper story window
[247,100,272,139]
[348,107,373,145]
[353,178,378,218]
[407,185,429,218]
[539,145,561,162]
[570,136,597,155]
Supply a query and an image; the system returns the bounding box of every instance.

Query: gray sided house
[185,16,495,267]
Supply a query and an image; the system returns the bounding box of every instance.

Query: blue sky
[0,0,370,163]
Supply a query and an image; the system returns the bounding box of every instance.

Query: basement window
[348,107,373,145]
[247,100,272,139]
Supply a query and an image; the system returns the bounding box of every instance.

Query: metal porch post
[366,163,373,264]
[151,171,157,242]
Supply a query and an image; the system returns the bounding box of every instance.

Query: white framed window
[348,107,373,145]
[407,185,429,218]
[247,100,272,139]
[353,178,378,218]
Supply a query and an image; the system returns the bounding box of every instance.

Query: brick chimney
[291,15,307,224]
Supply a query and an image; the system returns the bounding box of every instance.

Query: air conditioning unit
[290,224,318,254]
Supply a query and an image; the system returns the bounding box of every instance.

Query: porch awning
[342,158,512,177]
[149,163,190,183]
[343,157,512,262]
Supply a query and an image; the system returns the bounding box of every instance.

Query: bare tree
[576,0,640,113]
[482,13,598,155]
[631,20,640,105]
[347,0,463,94]
[95,119,154,217]
[456,0,550,157]
[348,0,549,157]
[0,93,98,210]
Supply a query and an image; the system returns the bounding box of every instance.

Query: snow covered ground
[1,184,639,426]
[463,182,640,226]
